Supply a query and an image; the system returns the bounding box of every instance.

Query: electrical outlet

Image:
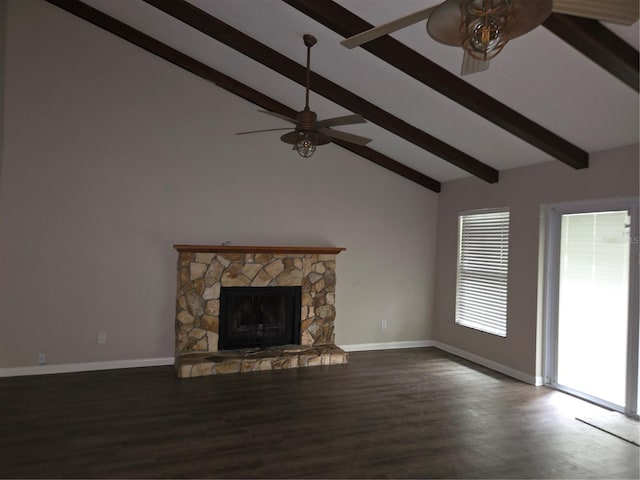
[37,353,46,365]
[381,320,388,330]
[97,332,107,344]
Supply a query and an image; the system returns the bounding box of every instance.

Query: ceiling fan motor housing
[277,110,331,146]
[296,110,331,145]
[296,109,317,131]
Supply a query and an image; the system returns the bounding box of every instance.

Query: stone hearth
[173,245,347,378]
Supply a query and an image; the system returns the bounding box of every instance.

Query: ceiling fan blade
[552,0,639,25]
[257,109,297,124]
[235,127,294,135]
[318,127,372,146]
[316,114,366,128]
[341,5,441,49]
[460,51,490,76]
[280,131,300,145]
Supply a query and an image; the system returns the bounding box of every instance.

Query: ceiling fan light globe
[470,17,504,52]
[295,131,317,158]
[461,0,511,60]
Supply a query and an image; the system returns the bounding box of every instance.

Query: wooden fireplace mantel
[173,245,346,255]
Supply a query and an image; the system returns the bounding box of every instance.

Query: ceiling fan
[236,34,372,158]
[341,0,639,76]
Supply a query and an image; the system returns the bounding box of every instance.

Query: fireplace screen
[218,286,301,350]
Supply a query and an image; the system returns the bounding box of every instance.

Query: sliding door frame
[542,197,639,417]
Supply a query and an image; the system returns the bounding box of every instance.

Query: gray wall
[0,0,438,368]
[434,143,639,379]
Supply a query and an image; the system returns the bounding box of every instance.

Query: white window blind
[455,209,510,337]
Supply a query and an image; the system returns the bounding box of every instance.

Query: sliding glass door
[544,199,639,416]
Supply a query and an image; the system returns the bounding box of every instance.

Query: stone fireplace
[173,245,348,378]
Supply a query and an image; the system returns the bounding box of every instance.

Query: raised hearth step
[176,344,348,378]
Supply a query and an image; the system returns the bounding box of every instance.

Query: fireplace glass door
[219,286,301,350]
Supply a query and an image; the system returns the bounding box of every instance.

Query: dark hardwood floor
[1,348,638,479]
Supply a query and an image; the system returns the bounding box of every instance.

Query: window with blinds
[455,209,510,337]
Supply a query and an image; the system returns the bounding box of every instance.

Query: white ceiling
[77,0,639,184]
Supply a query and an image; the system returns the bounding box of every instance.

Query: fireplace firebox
[219,286,301,350]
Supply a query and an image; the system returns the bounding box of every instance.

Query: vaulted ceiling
[46,0,639,193]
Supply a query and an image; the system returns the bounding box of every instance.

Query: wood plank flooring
[1,348,638,478]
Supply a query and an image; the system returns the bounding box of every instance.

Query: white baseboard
[0,357,175,377]
[0,342,543,386]
[431,341,543,386]
[341,340,542,386]
[341,340,434,352]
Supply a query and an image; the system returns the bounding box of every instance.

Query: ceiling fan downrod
[302,34,316,112]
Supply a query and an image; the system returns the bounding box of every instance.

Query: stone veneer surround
[173,245,347,378]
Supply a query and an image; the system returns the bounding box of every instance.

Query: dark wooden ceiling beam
[284,0,589,170]
[543,13,639,92]
[143,0,499,183]
[45,0,441,193]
